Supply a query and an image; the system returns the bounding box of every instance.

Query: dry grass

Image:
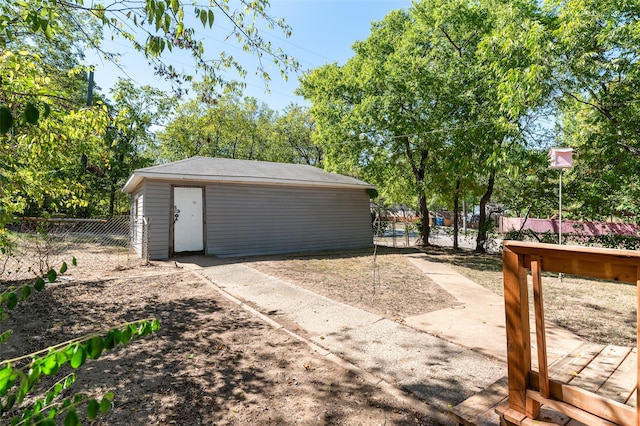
[237,246,458,321]
[244,245,637,347]
[420,248,637,347]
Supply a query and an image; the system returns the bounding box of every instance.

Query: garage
[122,156,376,259]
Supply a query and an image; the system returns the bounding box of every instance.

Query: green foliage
[157,94,321,166]
[0,0,297,100]
[298,0,542,248]
[0,260,160,424]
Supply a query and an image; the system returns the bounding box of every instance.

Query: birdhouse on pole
[549,147,574,169]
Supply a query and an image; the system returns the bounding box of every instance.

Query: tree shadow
[1,273,447,425]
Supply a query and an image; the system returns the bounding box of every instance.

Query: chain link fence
[373,220,420,248]
[1,216,136,282]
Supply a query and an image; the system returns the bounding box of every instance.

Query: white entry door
[173,187,204,252]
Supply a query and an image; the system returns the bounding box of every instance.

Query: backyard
[0,244,636,424]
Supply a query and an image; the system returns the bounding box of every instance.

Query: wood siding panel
[142,180,171,259]
[131,189,144,256]
[205,184,372,257]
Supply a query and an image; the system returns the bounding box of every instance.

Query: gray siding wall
[131,188,144,256]
[205,183,372,257]
[142,180,171,259]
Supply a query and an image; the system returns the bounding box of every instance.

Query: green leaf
[87,399,99,420]
[0,106,13,133]
[21,284,31,301]
[63,410,80,426]
[151,319,161,331]
[55,351,68,366]
[6,292,18,310]
[46,269,57,283]
[69,345,86,369]
[0,366,14,396]
[34,277,45,291]
[0,329,12,344]
[27,364,41,383]
[5,393,16,410]
[23,103,39,125]
[99,396,112,415]
[72,257,77,266]
[63,373,77,388]
[207,10,214,28]
[86,336,104,359]
[41,354,59,375]
[121,326,133,344]
[42,103,51,119]
[200,9,207,27]
[59,262,67,274]
[104,329,121,349]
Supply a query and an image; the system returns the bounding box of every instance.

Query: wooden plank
[596,347,636,404]
[637,265,640,426]
[498,406,527,425]
[531,256,549,398]
[503,248,537,417]
[450,377,509,426]
[502,241,640,284]
[528,375,636,425]
[548,343,605,384]
[536,256,638,284]
[569,345,632,393]
[526,390,620,425]
[566,419,591,426]
[524,406,571,425]
[626,389,637,407]
[504,241,640,264]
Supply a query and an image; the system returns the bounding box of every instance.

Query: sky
[87,0,412,112]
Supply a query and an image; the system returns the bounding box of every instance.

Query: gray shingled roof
[122,156,375,193]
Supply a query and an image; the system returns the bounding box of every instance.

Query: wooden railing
[502,241,640,425]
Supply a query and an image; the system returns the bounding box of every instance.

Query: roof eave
[123,171,375,191]
[122,174,143,193]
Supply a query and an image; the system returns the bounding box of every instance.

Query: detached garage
[122,156,376,259]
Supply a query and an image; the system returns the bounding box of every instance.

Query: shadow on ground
[0,271,444,425]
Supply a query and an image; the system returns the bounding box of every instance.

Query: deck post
[503,247,539,418]
[637,265,639,426]
[531,256,549,399]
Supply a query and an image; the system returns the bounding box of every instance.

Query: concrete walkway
[403,252,585,366]
[176,251,585,421]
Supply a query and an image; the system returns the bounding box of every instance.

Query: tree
[0,0,294,421]
[298,0,544,251]
[157,92,274,162]
[544,0,640,223]
[99,79,176,217]
[0,0,297,104]
[274,104,322,166]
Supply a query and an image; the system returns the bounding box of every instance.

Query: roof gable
[123,156,375,193]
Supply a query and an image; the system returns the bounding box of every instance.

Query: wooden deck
[451,343,637,425]
[452,242,640,426]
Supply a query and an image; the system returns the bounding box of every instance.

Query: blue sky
[88,0,412,111]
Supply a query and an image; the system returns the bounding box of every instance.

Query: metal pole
[559,169,562,245]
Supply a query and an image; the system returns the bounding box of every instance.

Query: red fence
[500,217,639,237]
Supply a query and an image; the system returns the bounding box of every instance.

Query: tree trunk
[475,170,496,253]
[453,178,460,250]
[419,193,431,246]
[108,184,116,218]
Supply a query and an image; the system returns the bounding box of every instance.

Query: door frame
[169,185,206,255]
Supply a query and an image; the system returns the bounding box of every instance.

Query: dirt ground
[0,255,441,425]
[237,247,458,321]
